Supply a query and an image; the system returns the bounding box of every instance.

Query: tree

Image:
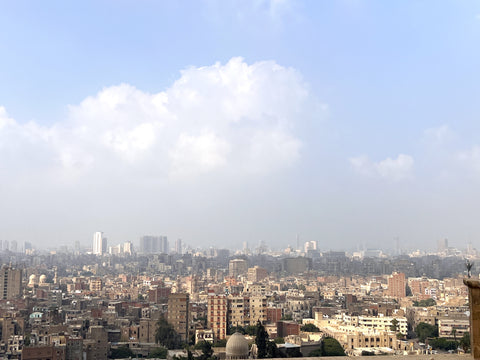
[212,339,227,347]
[285,347,302,358]
[390,318,399,333]
[281,314,293,321]
[460,332,470,353]
[274,337,285,344]
[266,340,281,358]
[110,345,135,359]
[451,327,457,342]
[320,337,345,356]
[245,325,257,336]
[415,322,438,343]
[194,341,214,360]
[300,323,320,332]
[429,337,458,351]
[413,298,436,307]
[155,316,183,349]
[148,347,168,358]
[255,321,269,359]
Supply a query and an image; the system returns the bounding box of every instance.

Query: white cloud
[424,124,453,144]
[0,57,318,183]
[169,132,231,178]
[350,154,414,181]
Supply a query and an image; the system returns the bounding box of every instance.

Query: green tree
[429,337,458,351]
[321,337,345,356]
[212,339,227,347]
[148,347,168,358]
[460,332,470,353]
[451,327,457,341]
[390,318,399,333]
[110,345,135,359]
[266,340,281,358]
[415,322,438,342]
[285,347,302,358]
[413,298,436,307]
[194,341,214,360]
[255,321,269,359]
[155,316,183,349]
[24,334,31,347]
[245,325,257,336]
[281,314,293,321]
[274,337,285,344]
[300,323,320,332]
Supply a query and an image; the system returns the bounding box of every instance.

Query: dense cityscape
[2,2,480,359]
[0,233,475,359]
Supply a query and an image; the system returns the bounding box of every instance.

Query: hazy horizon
[1,1,480,251]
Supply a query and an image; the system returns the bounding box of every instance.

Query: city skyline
[1,1,480,250]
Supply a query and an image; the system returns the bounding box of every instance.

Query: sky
[1,0,480,252]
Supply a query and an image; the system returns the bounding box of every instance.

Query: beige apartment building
[168,293,189,342]
[0,266,22,300]
[249,296,267,324]
[207,294,228,340]
[228,296,250,328]
[229,259,248,278]
[247,266,268,282]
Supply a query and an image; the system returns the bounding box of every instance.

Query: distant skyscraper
[24,241,32,252]
[304,241,317,252]
[93,232,107,255]
[438,238,448,252]
[175,238,182,254]
[139,235,169,254]
[229,259,248,278]
[74,240,80,254]
[123,241,133,255]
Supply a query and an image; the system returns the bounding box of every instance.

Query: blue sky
[1,0,480,251]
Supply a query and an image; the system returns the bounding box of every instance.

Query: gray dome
[226,332,249,358]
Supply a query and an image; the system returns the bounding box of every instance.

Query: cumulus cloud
[350,154,414,181]
[0,57,316,183]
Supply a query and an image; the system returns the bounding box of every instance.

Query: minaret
[53,266,58,284]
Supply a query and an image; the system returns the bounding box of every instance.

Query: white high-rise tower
[93,231,107,255]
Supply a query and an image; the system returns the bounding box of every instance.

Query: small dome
[39,275,47,284]
[28,274,37,285]
[226,332,249,359]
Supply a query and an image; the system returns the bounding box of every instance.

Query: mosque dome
[226,332,249,359]
[28,274,37,286]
